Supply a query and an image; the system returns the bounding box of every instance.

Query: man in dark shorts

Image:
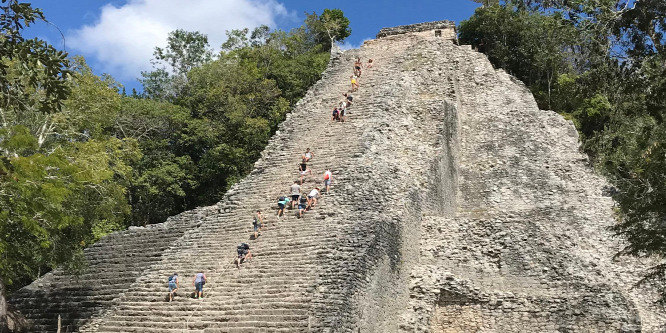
[193,271,206,299]
[236,242,252,269]
[290,181,301,208]
[299,162,312,185]
[298,193,308,218]
[277,195,291,219]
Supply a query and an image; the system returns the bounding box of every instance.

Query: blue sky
[26,0,480,92]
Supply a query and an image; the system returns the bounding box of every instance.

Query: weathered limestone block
[377,20,456,40]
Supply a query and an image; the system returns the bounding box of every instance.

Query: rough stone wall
[395,39,666,332]
[376,21,456,40]
[307,36,460,332]
[8,22,666,333]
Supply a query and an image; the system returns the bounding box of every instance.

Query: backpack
[278,196,286,202]
[237,243,250,256]
[168,275,176,283]
[324,172,330,180]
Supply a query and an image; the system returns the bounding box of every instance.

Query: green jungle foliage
[0,0,348,315]
[460,0,666,301]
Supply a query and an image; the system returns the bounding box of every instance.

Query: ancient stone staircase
[82,55,372,332]
[9,211,201,331]
[10,22,666,333]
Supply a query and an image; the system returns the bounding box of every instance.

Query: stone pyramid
[10,21,665,333]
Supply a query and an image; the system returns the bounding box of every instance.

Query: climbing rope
[180,53,367,332]
[183,251,234,332]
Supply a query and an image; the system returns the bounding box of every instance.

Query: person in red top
[323,168,333,193]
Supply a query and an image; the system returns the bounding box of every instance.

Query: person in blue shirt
[167,273,179,302]
[277,196,291,220]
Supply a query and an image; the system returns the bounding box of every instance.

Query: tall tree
[471,0,500,7]
[459,4,578,109]
[0,1,70,329]
[140,30,214,101]
[615,0,666,60]
[114,97,196,225]
[153,29,213,75]
[305,9,351,51]
[0,0,70,154]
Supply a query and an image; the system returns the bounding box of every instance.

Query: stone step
[116,301,309,312]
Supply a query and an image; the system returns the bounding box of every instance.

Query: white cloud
[69,0,289,80]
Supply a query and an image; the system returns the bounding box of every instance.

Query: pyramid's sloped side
[8,208,208,331]
[9,23,666,333]
[396,36,666,332]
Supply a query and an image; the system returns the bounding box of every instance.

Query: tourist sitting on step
[277,195,291,219]
[299,161,313,185]
[167,273,179,302]
[323,168,333,193]
[236,242,252,269]
[332,107,341,122]
[193,271,207,299]
[253,210,264,239]
[298,193,308,218]
[367,58,373,68]
[307,187,321,208]
[290,181,301,209]
[302,148,314,162]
